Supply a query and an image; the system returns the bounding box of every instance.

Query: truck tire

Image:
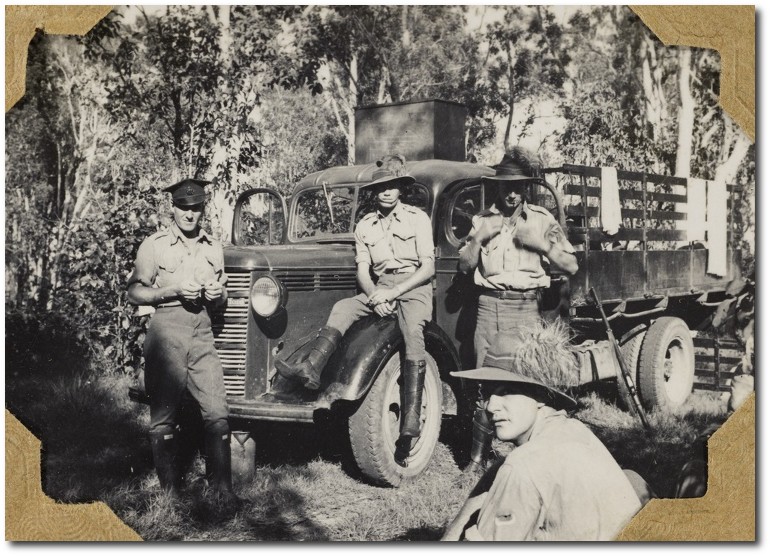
[348,352,442,487]
[617,330,646,411]
[638,317,695,411]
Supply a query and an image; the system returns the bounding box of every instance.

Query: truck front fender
[317,316,462,407]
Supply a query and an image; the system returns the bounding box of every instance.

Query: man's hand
[368,287,400,306]
[178,279,202,301]
[203,280,224,302]
[473,214,503,244]
[373,301,397,318]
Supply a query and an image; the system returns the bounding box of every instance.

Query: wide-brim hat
[450,368,577,411]
[450,320,579,411]
[482,146,541,184]
[163,178,210,206]
[361,154,416,190]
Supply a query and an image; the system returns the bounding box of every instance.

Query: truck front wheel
[638,317,695,411]
[348,352,442,487]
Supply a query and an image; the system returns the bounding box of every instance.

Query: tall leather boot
[395,360,426,467]
[204,421,241,509]
[465,406,494,473]
[275,326,342,390]
[149,428,181,496]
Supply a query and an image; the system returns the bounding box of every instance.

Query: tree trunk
[347,53,358,165]
[503,41,516,152]
[675,48,695,177]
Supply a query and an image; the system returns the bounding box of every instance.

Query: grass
[6,360,730,541]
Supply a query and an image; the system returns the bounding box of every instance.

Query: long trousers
[327,273,432,360]
[474,295,540,367]
[144,306,229,434]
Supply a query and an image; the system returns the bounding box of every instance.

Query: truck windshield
[290,183,430,241]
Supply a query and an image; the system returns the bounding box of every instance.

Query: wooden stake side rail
[693,336,744,392]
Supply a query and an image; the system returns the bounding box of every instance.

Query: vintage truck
[130,100,743,487]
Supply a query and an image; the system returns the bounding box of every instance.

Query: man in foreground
[441,323,644,541]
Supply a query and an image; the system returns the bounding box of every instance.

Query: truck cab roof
[294,159,496,199]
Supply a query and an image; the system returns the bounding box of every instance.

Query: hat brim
[172,194,207,206]
[361,175,416,189]
[482,174,535,184]
[450,368,577,410]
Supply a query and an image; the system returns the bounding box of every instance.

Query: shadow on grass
[574,391,728,499]
[390,525,444,541]
[7,367,153,503]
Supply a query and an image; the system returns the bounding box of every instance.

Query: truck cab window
[354,183,431,224]
[450,184,482,241]
[235,191,285,246]
[293,186,356,239]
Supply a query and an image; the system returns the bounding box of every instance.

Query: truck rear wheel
[348,352,442,487]
[617,329,646,411]
[638,317,695,411]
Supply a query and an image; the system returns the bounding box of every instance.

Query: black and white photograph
[4,4,756,541]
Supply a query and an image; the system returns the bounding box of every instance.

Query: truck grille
[214,271,251,397]
[275,269,357,291]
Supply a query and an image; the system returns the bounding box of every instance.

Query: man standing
[458,147,578,471]
[127,178,238,507]
[441,326,645,541]
[275,155,435,467]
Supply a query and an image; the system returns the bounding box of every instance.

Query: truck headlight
[250,275,286,317]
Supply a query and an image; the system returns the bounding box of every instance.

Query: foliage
[5,5,755,383]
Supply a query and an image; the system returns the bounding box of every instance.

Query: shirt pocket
[481,236,504,276]
[361,228,391,266]
[391,226,418,262]
[158,251,184,274]
[194,251,220,285]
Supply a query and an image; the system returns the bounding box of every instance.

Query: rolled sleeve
[212,243,228,286]
[127,238,157,287]
[414,211,435,262]
[354,227,372,266]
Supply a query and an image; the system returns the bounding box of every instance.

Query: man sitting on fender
[275,154,435,467]
[458,146,579,472]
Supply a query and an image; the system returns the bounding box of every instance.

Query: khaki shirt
[355,201,434,276]
[464,407,642,541]
[462,202,573,291]
[128,224,227,292]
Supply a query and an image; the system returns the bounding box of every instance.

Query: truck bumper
[128,386,318,423]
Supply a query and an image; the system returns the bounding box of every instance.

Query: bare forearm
[394,260,435,297]
[458,238,482,274]
[357,264,377,297]
[441,492,488,541]
[127,283,179,306]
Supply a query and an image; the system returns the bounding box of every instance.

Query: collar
[490,200,528,222]
[169,222,212,245]
[524,405,567,444]
[376,200,403,221]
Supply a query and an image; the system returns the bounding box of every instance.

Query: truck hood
[224,243,356,271]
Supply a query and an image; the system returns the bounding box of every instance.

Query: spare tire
[637,317,695,411]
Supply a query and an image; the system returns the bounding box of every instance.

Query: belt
[157,300,205,310]
[480,290,539,300]
[382,267,416,275]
